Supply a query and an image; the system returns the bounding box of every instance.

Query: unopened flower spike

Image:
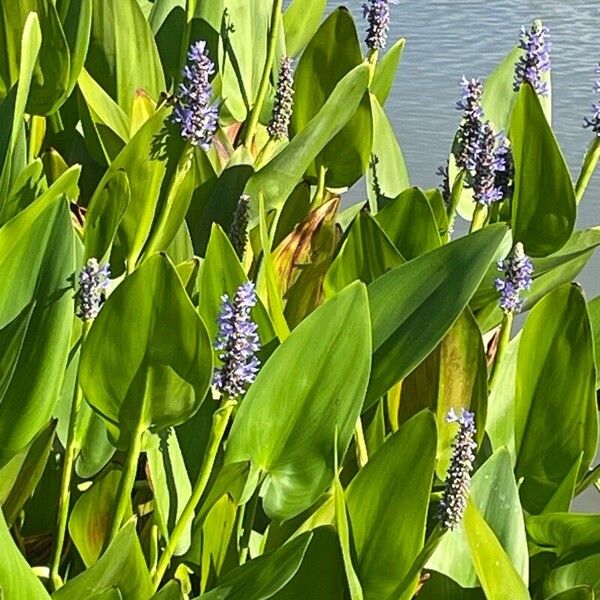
[229,194,250,259]
[438,408,477,531]
[267,57,295,141]
[494,133,514,201]
[494,242,533,313]
[76,258,111,322]
[456,76,484,171]
[472,122,506,206]
[362,0,399,51]
[513,23,551,97]
[213,282,261,398]
[583,63,600,135]
[172,40,219,150]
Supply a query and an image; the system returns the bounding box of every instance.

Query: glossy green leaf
[79,254,212,444]
[366,224,507,405]
[515,284,598,513]
[509,84,575,256]
[429,449,528,588]
[245,63,370,219]
[0,193,75,463]
[59,0,93,97]
[546,588,595,600]
[198,533,312,600]
[53,521,153,599]
[0,508,51,599]
[324,211,404,297]
[371,39,405,106]
[589,295,600,388]
[283,0,327,58]
[346,411,437,599]
[527,513,600,558]
[226,283,371,520]
[464,500,530,600]
[544,555,600,597]
[374,187,442,260]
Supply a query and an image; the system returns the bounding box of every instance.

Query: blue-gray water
[327,0,600,299]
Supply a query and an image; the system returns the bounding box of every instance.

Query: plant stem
[243,0,283,150]
[106,423,145,545]
[50,321,90,591]
[575,137,600,203]
[152,398,237,590]
[313,165,327,206]
[469,203,486,233]
[445,169,466,241]
[238,488,259,565]
[354,417,369,468]
[488,311,514,391]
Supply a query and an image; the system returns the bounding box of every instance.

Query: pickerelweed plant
[0,2,599,600]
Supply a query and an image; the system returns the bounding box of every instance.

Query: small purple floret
[513,23,551,97]
[494,243,534,313]
[213,282,261,398]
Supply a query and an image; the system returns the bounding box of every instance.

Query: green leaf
[509,84,575,256]
[324,211,404,297]
[464,500,530,600]
[0,194,75,463]
[374,187,442,260]
[59,0,93,97]
[371,39,405,106]
[197,532,312,600]
[86,0,165,115]
[53,521,153,599]
[543,555,600,598]
[226,283,372,520]
[366,224,508,405]
[589,294,600,388]
[0,508,50,599]
[346,411,437,599]
[79,254,212,444]
[283,0,327,58]
[429,449,528,589]
[515,284,598,513]
[292,8,372,187]
[547,589,596,600]
[245,63,370,219]
[527,513,600,558]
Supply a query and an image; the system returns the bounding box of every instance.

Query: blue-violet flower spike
[438,408,477,531]
[513,23,551,97]
[362,0,398,51]
[229,195,250,259]
[76,258,111,322]
[494,242,533,314]
[213,282,261,398]
[172,41,218,151]
[456,76,484,171]
[267,57,295,141]
[583,63,600,135]
[494,133,514,201]
[472,122,505,206]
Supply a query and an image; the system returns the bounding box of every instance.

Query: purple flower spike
[438,408,477,531]
[76,258,111,321]
[362,0,398,51]
[472,123,506,206]
[583,63,600,135]
[456,76,484,171]
[267,57,295,141]
[172,41,218,151]
[494,133,514,201]
[514,23,551,97]
[213,282,261,398]
[494,243,534,313]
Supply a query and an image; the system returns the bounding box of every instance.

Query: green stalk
[469,203,486,233]
[152,398,237,589]
[354,417,369,468]
[575,137,600,203]
[445,169,466,241]
[106,423,145,545]
[50,321,90,591]
[254,138,277,170]
[391,524,444,600]
[488,311,514,391]
[238,489,259,565]
[313,165,328,206]
[243,0,283,150]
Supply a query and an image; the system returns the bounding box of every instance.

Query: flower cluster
[438,408,477,531]
[213,283,261,398]
[455,76,484,171]
[513,23,551,97]
[267,57,295,141]
[362,0,398,51]
[76,258,111,321]
[494,134,514,201]
[583,63,600,135]
[229,195,250,259]
[494,243,534,313]
[172,41,218,151]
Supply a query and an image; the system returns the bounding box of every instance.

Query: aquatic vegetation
[0,2,598,599]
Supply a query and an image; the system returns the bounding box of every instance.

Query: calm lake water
[326,0,600,298]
